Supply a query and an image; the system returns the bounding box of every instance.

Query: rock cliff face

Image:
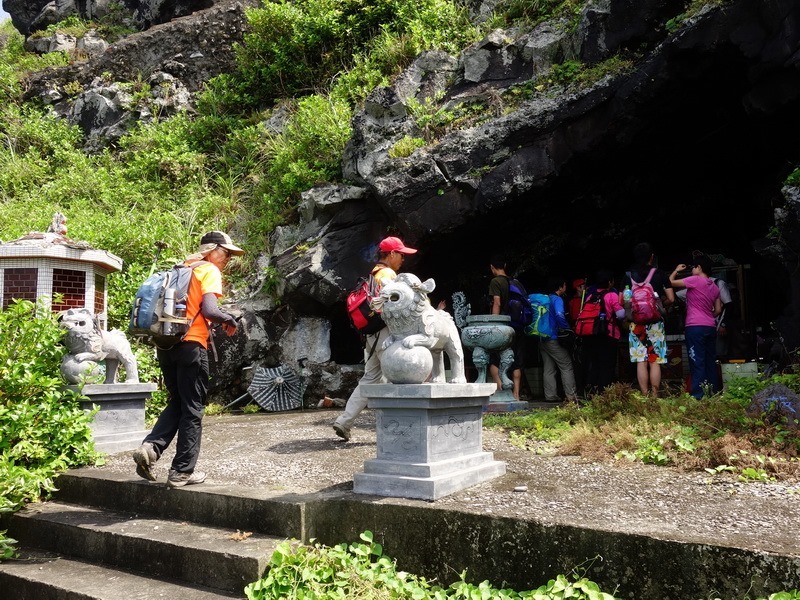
[273,0,800,363]
[7,0,800,394]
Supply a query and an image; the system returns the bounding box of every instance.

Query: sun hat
[199,231,244,256]
[378,236,417,254]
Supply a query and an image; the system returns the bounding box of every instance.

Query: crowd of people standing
[490,242,727,404]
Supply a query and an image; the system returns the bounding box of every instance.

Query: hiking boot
[167,469,206,488]
[332,422,350,442]
[132,442,158,482]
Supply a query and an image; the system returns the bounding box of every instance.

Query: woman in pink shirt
[583,270,626,396]
[669,256,723,399]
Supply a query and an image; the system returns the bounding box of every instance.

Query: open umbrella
[247,365,304,412]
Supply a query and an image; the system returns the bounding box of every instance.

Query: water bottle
[174,301,187,334]
[623,285,632,304]
[163,288,176,335]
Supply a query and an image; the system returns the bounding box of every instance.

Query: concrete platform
[2,409,799,599]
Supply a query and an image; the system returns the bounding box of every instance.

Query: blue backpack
[526,293,556,338]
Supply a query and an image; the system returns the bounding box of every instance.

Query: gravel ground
[95,407,800,557]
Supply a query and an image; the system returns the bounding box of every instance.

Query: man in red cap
[333,236,417,441]
[567,278,586,327]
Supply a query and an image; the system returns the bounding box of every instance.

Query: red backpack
[629,268,663,325]
[575,293,608,337]
[346,265,386,335]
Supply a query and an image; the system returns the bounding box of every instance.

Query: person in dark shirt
[488,256,525,400]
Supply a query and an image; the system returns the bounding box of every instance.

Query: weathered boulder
[21,0,257,100]
[4,0,218,35]
[64,72,192,151]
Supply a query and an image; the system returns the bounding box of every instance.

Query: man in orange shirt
[133,231,243,487]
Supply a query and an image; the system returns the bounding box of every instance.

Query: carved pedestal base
[485,389,531,412]
[354,383,506,501]
[67,383,157,454]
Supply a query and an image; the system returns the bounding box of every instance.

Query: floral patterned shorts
[628,320,667,364]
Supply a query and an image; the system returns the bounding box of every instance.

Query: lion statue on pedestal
[60,308,139,384]
[371,273,466,384]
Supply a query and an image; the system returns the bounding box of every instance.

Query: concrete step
[53,468,306,539]
[6,501,280,594]
[0,548,243,599]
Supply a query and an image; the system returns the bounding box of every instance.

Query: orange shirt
[182,261,223,348]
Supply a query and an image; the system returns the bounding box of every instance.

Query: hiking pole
[148,241,168,277]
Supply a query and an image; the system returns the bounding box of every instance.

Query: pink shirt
[683,275,719,328]
[598,289,625,339]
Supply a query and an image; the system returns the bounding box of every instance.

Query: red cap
[572,278,586,289]
[379,236,417,254]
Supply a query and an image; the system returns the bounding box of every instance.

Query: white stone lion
[60,308,139,384]
[372,273,466,384]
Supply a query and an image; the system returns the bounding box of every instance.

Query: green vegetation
[27,2,137,43]
[245,530,618,599]
[388,135,427,158]
[0,299,101,556]
[665,0,728,33]
[246,530,800,599]
[485,374,800,481]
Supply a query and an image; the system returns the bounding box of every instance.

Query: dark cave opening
[417,45,800,338]
[329,42,800,367]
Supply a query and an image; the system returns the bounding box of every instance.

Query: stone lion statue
[372,273,466,384]
[60,308,139,384]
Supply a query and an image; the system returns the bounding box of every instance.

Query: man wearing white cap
[333,236,417,441]
[133,231,244,487]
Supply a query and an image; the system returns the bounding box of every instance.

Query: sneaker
[167,469,206,488]
[332,422,350,442]
[132,442,158,482]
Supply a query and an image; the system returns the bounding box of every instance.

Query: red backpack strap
[643,267,656,285]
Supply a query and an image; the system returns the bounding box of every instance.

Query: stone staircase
[0,470,307,599]
[3,463,800,599]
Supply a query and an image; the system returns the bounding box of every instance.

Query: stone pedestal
[67,383,157,454]
[353,383,506,501]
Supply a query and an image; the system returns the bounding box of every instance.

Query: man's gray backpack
[129,262,203,349]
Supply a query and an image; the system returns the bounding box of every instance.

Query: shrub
[0,298,101,557]
[245,530,620,599]
[230,0,475,110]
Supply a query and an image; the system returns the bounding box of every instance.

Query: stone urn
[460,314,515,388]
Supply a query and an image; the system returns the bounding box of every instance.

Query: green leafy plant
[244,530,439,599]
[246,531,621,599]
[0,298,101,558]
[204,403,226,416]
[485,376,800,480]
[230,0,475,111]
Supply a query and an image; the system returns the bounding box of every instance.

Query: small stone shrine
[0,214,155,453]
[0,213,119,327]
